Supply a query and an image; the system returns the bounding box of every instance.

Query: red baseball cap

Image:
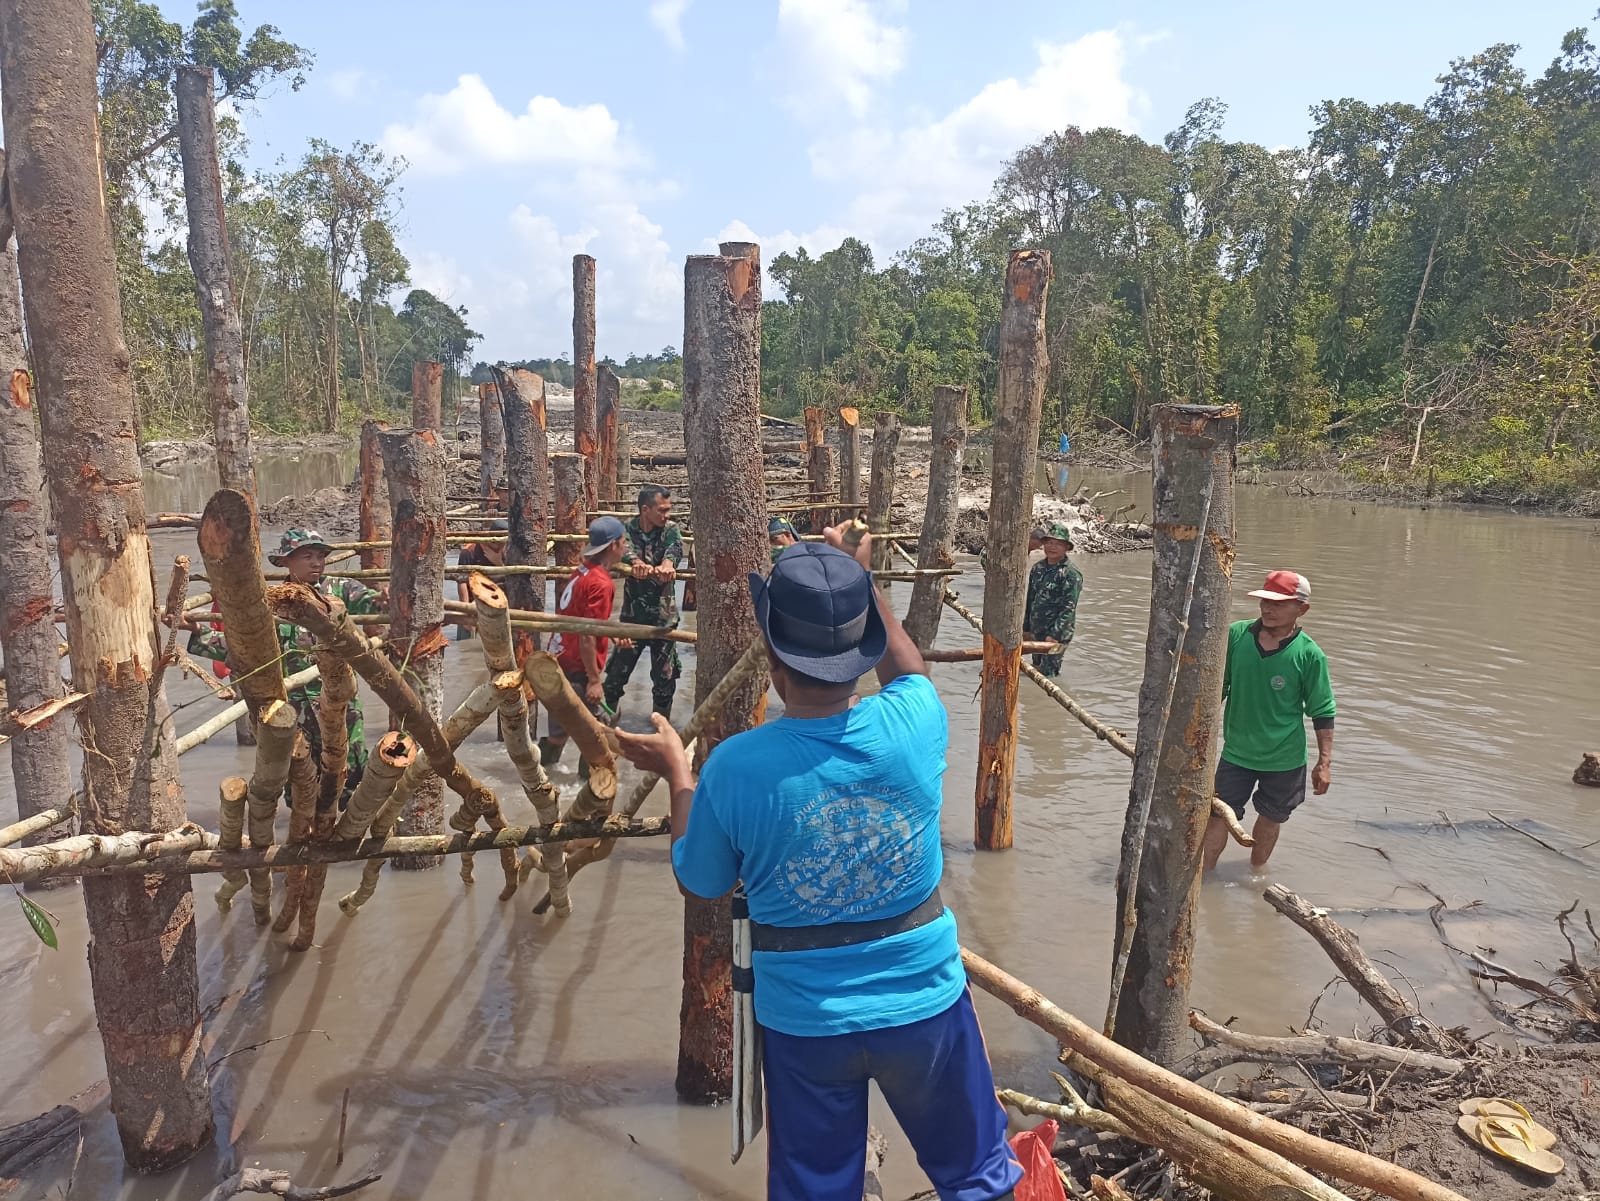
[1248,570,1310,603]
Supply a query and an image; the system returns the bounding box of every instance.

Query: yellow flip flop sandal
[1457,1114,1566,1177]
[1456,1097,1558,1151]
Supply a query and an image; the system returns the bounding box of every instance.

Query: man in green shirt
[1203,569,1336,872]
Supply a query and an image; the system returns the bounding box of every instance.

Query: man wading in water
[1203,569,1336,872]
[617,527,1022,1201]
[601,485,683,724]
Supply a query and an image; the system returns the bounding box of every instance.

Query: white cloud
[380,75,637,175]
[812,30,1142,246]
[777,0,906,118]
[649,0,691,51]
[327,67,378,102]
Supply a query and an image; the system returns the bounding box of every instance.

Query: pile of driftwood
[972,883,1599,1201]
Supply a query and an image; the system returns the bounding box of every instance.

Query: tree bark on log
[866,411,899,576]
[1185,1011,1463,1077]
[236,700,296,923]
[478,381,504,501]
[495,367,549,676]
[676,242,770,1102]
[272,734,318,934]
[803,406,829,530]
[197,489,286,713]
[0,0,214,1166]
[597,364,619,505]
[904,385,968,650]
[410,360,442,432]
[961,949,1472,1201]
[838,407,861,508]
[616,422,632,500]
[975,250,1051,851]
[174,66,254,496]
[358,420,390,572]
[0,206,74,879]
[284,648,358,950]
[551,453,585,570]
[573,254,599,513]
[1109,403,1237,1065]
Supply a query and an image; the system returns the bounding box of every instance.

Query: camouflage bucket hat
[269,528,335,566]
[1041,521,1075,549]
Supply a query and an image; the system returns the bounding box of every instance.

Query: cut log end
[468,572,507,610]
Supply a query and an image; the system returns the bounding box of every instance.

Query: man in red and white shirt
[542,516,628,771]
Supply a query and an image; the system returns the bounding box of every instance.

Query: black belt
[749,887,945,953]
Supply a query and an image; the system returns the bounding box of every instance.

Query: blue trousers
[763,989,1022,1201]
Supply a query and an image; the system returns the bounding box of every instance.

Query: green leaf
[20,895,58,950]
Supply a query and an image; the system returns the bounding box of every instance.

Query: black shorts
[1215,758,1306,824]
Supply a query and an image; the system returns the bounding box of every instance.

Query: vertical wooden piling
[804,405,830,530]
[616,423,632,499]
[552,453,585,569]
[597,364,620,505]
[479,381,504,502]
[411,359,442,432]
[838,406,862,508]
[174,66,254,496]
[974,250,1052,852]
[0,0,215,1166]
[904,385,969,650]
[867,411,900,575]
[382,429,448,869]
[0,193,73,876]
[678,242,770,1102]
[495,367,549,673]
[358,419,390,572]
[573,254,599,513]
[1109,403,1237,1065]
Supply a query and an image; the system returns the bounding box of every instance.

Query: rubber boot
[538,737,564,767]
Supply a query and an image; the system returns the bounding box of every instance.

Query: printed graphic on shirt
[1270,675,1286,690]
[772,783,921,921]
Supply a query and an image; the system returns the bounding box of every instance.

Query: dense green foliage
[759,27,1600,504]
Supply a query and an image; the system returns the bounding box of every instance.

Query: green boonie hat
[1041,521,1074,548]
[269,528,335,566]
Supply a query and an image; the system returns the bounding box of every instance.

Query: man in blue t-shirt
[617,528,1021,1201]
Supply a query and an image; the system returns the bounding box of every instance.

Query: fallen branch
[198,1165,382,1201]
[1210,799,1254,847]
[0,803,76,850]
[1186,1010,1463,1077]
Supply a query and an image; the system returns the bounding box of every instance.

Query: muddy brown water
[2,452,1597,1199]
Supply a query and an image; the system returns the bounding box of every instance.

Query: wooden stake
[975,250,1051,851]
[866,411,899,576]
[573,254,599,512]
[551,453,585,569]
[197,490,287,714]
[495,367,550,676]
[838,407,861,508]
[1108,403,1235,1064]
[904,384,967,650]
[358,420,390,572]
[411,360,442,432]
[0,0,214,1163]
[616,422,632,499]
[478,381,504,501]
[597,364,620,507]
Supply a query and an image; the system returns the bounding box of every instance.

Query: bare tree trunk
[838,406,861,508]
[478,381,504,501]
[325,265,341,433]
[382,429,447,870]
[1109,403,1236,1065]
[410,359,441,432]
[573,254,599,513]
[358,419,390,571]
[904,385,967,650]
[975,250,1052,851]
[1399,221,1442,407]
[0,189,74,882]
[867,412,899,575]
[552,453,585,569]
[174,66,254,496]
[597,363,619,505]
[677,241,770,1101]
[0,0,214,1166]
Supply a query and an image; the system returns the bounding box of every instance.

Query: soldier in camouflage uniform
[187,529,385,798]
[768,516,799,565]
[602,486,684,721]
[1022,522,1083,678]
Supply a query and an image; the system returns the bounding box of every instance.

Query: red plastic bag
[1008,1118,1067,1201]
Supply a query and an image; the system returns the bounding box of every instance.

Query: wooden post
[616,422,632,498]
[974,250,1051,852]
[1109,403,1237,1065]
[495,366,549,677]
[573,254,599,513]
[174,66,254,496]
[358,419,390,572]
[803,405,830,530]
[0,0,215,1167]
[381,428,448,869]
[597,364,619,505]
[677,241,770,1101]
[904,385,968,650]
[478,381,504,502]
[866,411,899,575]
[838,406,861,508]
[0,192,73,879]
[411,359,442,432]
[552,453,585,570]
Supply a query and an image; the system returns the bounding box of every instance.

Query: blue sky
[171,0,1595,363]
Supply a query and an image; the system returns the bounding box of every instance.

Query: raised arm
[820,523,926,684]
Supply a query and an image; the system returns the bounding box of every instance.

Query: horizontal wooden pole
[248,565,960,584]
[0,804,76,848]
[326,531,925,551]
[0,816,672,885]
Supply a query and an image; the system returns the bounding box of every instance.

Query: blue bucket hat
[583,515,626,557]
[748,543,887,683]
